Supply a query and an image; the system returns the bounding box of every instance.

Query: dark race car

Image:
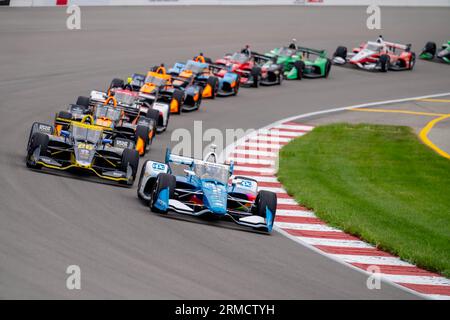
[169,59,240,98]
[215,52,283,87]
[26,116,139,186]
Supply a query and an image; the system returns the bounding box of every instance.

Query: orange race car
[54,91,158,156]
[139,66,202,113]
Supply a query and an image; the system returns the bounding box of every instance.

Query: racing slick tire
[57,111,73,120]
[409,52,416,70]
[121,148,139,183]
[254,190,277,231]
[146,108,162,145]
[293,61,305,80]
[207,77,219,99]
[150,173,176,214]
[325,59,332,78]
[109,78,124,91]
[277,67,283,85]
[233,76,241,96]
[423,42,437,57]
[379,54,390,72]
[172,89,184,115]
[76,96,90,108]
[251,67,261,88]
[334,46,347,60]
[135,125,150,156]
[26,132,49,169]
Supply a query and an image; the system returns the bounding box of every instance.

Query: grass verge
[277,123,450,277]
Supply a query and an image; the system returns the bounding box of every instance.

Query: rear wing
[251,52,274,63]
[295,47,327,57]
[165,148,234,175]
[165,148,194,167]
[384,41,412,52]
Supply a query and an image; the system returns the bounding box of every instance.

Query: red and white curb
[225,121,450,300]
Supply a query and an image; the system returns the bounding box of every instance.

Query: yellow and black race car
[26,115,140,186]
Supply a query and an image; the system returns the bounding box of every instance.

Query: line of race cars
[25,37,448,233]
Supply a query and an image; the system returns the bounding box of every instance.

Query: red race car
[332,36,415,72]
[215,52,283,87]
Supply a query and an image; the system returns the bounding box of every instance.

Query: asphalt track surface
[1,6,449,299]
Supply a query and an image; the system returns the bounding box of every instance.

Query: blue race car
[137,147,277,233]
[168,59,240,98]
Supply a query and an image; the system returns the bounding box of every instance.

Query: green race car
[420,41,450,64]
[266,46,332,80]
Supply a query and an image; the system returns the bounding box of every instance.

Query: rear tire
[26,132,49,169]
[150,173,176,214]
[334,46,347,60]
[423,42,437,57]
[379,54,390,72]
[293,61,305,80]
[76,96,90,108]
[57,111,72,120]
[109,78,124,91]
[121,148,139,182]
[135,125,150,156]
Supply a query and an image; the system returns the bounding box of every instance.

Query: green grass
[278,123,450,277]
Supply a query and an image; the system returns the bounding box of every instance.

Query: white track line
[297,237,375,249]
[276,210,316,218]
[275,223,340,232]
[248,135,291,143]
[380,275,450,286]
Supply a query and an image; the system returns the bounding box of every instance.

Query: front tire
[293,61,305,80]
[251,67,261,88]
[150,173,176,214]
[121,148,139,183]
[379,54,390,72]
[255,190,277,232]
[26,132,49,169]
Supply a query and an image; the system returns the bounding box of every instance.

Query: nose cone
[202,181,227,215]
[74,145,95,168]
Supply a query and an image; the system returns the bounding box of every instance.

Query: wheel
[57,111,72,120]
[409,52,416,70]
[137,160,150,201]
[109,78,124,90]
[422,41,437,57]
[26,132,49,169]
[206,77,219,99]
[76,96,90,108]
[145,108,159,142]
[277,67,283,85]
[150,173,176,214]
[379,54,390,72]
[254,190,277,232]
[195,88,203,110]
[324,59,332,78]
[121,148,139,181]
[172,89,184,114]
[334,46,347,59]
[251,67,261,88]
[233,76,240,96]
[135,125,150,156]
[293,61,305,80]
